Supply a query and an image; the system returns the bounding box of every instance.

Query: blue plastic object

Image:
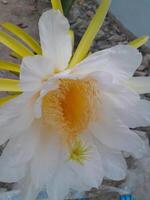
[120,194,135,200]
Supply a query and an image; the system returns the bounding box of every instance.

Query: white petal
[69,134,103,190]
[30,134,63,189]
[18,175,39,200]
[0,93,34,145]
[122,100,150,128]
[127,99,150,127]
[34,97,42,118]
[72,45,142,82]
[39,10,72,70]
[40,69,72,97]
[96,141,127,180]
[0,130,38,166]
[0,130,38,182]
[47,165,75,200]
[0,162,26,183]
[89,71,114,91]
[126,77,150,94]
[20,55,55,92]
[102,85,150,128]
[91,118,147,158]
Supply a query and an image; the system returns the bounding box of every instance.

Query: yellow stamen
[0,60,20,73]
[69,139,92,165]
[1,22,42,55]
[0,31,34,58]
[0,78,22,92]
[129,36,149,48]
[51,0,63,14]
[69,0,111,68]
[0,95,19,106]
[42,78,100,142]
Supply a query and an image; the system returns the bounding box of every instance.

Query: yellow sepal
[0,78,22,92]
[0,31,34,58]
[68,29,74,48]
[1,22,42,55]
[0,60,20,73]
[69,0,111,68]
[51,0,63,14]
[10,51,22,59]
[129,36,149,48]
[0,95,19,106]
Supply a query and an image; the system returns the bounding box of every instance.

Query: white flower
[0,10,150,200]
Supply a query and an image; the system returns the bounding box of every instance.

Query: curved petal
[91,118,147,159]
[30,134,63,189]
[69,134,104,190]
[126,77,150,94]
[0,93,34,145]
[17,174,39,200]
[39,10,72,70]
[20,55,55,92]
[95,141,127,180]
[0,162,26,183]
[72,45,142,82]
[0,129,38,183]
[102,85,150,128]
[47,165,75,200]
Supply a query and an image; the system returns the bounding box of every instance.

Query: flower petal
[96,141,127,180]
[47,165,75,200]
[72,45,142,82]
[20,55,55,92]
[39,10,72,70]
[0,93,34,145]
[126,77,150,94]
[30,134,63,189]
[0,161,26,183]
[91,118,147,158]
[0,130,38,182]
[102,84,150,128]
[69,134,103,190]
[17,175,39,200]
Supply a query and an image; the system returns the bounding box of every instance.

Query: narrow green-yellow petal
[68,29,74,48]
[69,0,111,68]
[0,95,18,106]
[1,22,42,54]
[126,77,150,94]
[51,0,63,14]
[10,51,22,59]
[129,36,149,48]
[0,60,20,73]
[0,31,34,58]
[0,78,22,92]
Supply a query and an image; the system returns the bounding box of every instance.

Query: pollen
[42,77,100,143]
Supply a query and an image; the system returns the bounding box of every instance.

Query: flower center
[42,77,100,143]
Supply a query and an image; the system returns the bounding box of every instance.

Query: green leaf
[61,0,75,16]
